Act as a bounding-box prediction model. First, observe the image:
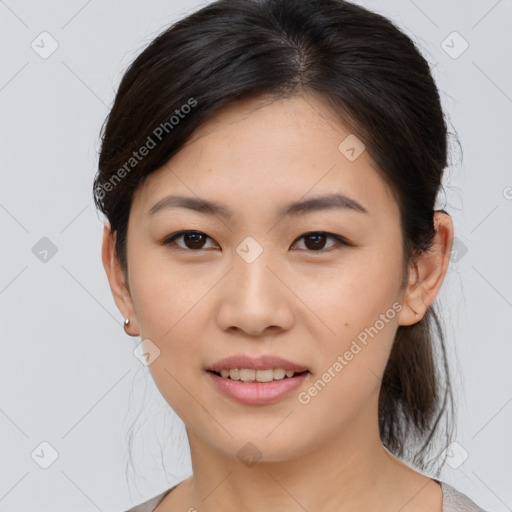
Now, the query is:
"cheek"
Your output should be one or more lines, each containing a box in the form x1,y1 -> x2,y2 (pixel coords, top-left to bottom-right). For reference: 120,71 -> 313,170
129,251 -> 214,340
129,263 -> 212,418
303,249 -> 402,368
306,249 -> 402,323
298,273 -> 400,428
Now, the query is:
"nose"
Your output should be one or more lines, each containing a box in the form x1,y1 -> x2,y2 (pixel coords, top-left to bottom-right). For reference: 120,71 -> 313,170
215,247 -> 294,337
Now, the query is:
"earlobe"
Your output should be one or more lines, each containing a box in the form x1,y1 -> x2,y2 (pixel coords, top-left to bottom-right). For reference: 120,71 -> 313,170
398,280 -> 427,326
398,212 -> 454,326
101,221 -> 140,336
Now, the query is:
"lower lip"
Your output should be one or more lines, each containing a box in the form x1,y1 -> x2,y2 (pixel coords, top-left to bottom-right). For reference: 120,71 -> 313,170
207,371 -> 309,405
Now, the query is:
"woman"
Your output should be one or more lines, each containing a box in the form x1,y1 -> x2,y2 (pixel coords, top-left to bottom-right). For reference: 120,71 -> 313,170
94,0 -> 490,510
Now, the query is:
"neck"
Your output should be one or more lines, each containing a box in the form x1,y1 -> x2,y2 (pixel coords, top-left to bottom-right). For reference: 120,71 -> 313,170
180,400 -> 433,512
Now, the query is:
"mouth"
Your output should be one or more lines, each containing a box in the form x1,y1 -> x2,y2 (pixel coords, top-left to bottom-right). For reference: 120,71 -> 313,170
205,354 -> 311,404
205,368 -> 311,405
207,369 -> 310,382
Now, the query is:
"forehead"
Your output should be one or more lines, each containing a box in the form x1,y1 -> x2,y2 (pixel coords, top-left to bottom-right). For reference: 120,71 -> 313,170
131,92 -> 398,221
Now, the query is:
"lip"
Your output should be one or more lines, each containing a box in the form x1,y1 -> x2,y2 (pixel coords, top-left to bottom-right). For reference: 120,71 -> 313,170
206,354 -> 310,373
207,370 -> 309,405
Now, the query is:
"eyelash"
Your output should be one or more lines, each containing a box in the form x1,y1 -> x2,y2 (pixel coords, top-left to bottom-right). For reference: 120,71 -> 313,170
161,230 -> 351,253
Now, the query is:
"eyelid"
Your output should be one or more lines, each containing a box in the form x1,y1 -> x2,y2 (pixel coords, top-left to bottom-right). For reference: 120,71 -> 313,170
162,230 -> 352,252
162,230 -> 219,250
291,232 -> 351,251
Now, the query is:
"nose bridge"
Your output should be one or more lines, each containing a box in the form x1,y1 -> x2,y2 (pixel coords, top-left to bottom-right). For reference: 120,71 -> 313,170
216,237 -> 293,334
234,237 -> 277,303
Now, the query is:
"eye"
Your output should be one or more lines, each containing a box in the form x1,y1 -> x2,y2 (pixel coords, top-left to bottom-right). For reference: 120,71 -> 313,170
162,230 -> 350,253
162,230 -> 218,251
291,231 -> 349,252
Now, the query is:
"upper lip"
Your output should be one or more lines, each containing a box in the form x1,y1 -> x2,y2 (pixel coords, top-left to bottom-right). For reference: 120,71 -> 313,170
207,354 -> 310,373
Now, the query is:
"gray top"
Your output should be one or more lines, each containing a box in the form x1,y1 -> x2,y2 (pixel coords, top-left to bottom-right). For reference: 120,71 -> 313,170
124,479 -> 490,512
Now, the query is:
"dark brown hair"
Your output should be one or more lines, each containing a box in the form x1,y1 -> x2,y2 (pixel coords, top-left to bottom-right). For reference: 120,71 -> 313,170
94,0 -> 455,473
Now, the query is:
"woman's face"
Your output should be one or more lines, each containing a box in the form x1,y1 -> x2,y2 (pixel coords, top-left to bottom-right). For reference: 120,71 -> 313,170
120,92 -> 411,462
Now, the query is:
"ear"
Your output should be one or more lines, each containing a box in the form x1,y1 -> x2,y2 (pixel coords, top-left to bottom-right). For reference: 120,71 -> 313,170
101,221 -> 140,337
398,211 -> 454,326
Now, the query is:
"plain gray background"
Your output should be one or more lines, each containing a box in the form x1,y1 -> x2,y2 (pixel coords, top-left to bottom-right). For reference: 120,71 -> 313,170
1,0 -> 511,510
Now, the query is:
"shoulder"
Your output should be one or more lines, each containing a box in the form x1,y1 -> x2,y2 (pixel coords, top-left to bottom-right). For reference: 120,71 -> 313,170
439,480 -> 491,512
123,479 -> 493,512
122,485 -> 176,512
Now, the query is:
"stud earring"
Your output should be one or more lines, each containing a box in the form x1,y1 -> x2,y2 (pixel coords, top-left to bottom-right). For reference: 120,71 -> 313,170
124,317 -> 130,332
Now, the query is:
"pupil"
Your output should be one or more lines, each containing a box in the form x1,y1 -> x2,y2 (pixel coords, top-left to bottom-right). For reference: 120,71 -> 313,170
185,232 -> 205,249
306,233 -> 325,250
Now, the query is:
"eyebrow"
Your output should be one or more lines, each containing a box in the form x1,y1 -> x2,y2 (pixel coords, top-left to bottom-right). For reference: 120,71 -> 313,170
148,192 -> 369,218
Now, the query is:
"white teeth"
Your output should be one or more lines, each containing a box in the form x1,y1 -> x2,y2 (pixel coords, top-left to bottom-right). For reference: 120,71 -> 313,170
240,369 -> 256,382
218,368 -> 302,382
273,369 -> 286,380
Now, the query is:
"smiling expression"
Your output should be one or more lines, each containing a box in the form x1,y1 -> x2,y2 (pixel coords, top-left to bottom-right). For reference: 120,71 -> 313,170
119,90 -> 410,460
